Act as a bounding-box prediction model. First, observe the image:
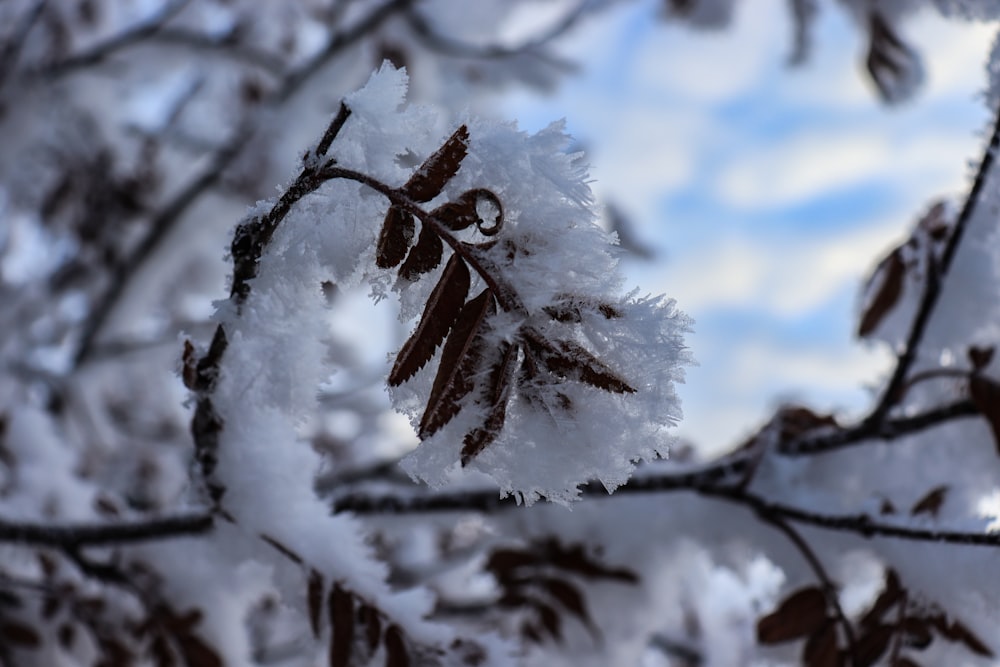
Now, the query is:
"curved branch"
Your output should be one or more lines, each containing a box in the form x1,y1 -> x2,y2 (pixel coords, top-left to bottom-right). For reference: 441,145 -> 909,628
866,102 -> 1000,425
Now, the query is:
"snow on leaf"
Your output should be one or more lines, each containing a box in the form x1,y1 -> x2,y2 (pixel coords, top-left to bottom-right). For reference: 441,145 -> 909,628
375,207 -> 415,269
403,125 -> 469,203
461,342 -> 518,466
419,288 -> 496,438
398,223 -> 444,281
390,253 -> 471,386
865,12 -> 923,104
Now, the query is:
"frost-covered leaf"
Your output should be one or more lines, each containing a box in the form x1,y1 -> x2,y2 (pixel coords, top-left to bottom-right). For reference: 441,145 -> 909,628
376,207 -> 415,269
390,253 -> 471,386
398,223 -> 444,281
461,342 -> 517,466
419,288 -> 496,438
403,125 -> 469,203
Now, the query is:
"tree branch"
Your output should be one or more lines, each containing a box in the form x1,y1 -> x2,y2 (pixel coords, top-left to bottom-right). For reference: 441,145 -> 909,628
865,101 -> 1000,426
0,513 -> 213,548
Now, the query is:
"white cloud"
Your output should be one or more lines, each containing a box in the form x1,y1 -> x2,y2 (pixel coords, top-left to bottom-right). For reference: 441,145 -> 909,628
652,218 -> 904,318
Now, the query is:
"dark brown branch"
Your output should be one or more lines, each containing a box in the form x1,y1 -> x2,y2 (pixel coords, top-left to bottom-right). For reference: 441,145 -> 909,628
784,398 -> 978,456
866,102 -> 1000,425
0,513 -> 213,548
337,459 -> 1000,546
752,510 -> 858,660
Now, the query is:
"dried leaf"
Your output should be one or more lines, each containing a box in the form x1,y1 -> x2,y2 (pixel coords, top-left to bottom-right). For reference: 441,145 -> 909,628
860,569 -> 902,627
176,634 -> 223,667
308,569 -> 324,639
865,12 -> 921,104
542,540 -> 638,583
0,620 -> 40,647
390,254 -> 470,386
532,600 -> 563,643
858,247 -> 905,338
398,223 -> 443,281
462,342 -> 518,466
182,340 -> 198,390
802,622 -> 839,667
910,485 -> 948,518
900,617 -> 933,649
854,624 -> 892,667
419,289 -> 495,439
376,207 -> 415,269
929,615 -> 993,656
404,125 -> 469,202
968,345 -> 995,372
969,375 -> 1000,455
757,587 -> 828,644
540,577 -> 594,635
384,624 -> 410,667
328,585 -> 355,667
486,548 -> 541,580
358,604 -> 381,653
530,337 -> 635,394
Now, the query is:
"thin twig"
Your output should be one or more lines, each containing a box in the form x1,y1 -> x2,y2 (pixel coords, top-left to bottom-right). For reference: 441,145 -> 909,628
0,513 -> 213,548
866,102 -> 1000,425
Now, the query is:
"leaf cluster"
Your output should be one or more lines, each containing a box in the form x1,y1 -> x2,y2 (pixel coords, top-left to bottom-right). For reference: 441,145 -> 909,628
377,126 -> 636,466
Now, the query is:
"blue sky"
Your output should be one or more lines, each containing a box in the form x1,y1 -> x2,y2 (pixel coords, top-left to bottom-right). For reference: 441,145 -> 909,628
500,0 -> 996,452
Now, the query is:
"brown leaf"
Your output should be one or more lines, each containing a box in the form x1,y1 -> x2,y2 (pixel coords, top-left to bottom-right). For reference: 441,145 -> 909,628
461,342 -> 518,466
358,604 -> 381,653
968,346 -> 995,372
176,634 -> 223,667
860,570 -> 902,630
858,247 -> 905,338
404,125 -> 469,203
419,289 -> 495,439
900,617 -> 932,649
529,336 -> 635,394
802,622 -> 839,667
969,374 -> 1000,455
398,223 -> 443,281
532,599 -> 563,643
486,548 -> 542,581
929,615 -> 993,656
376,207 -> 416,269
542,540 -> 638,583
390,254 -> 470,386
757,587 -> 828,644
539,577 -> 595,636
328,585 -> 355,667
182,340 -> 198,390
865,12 -> 921,103
384,624 -> 410,667
0,620 -> 40,647
910,485 -> 948,518
854,624 -> 892,667
308,569 -> 324,639
543,296 -> 622,323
